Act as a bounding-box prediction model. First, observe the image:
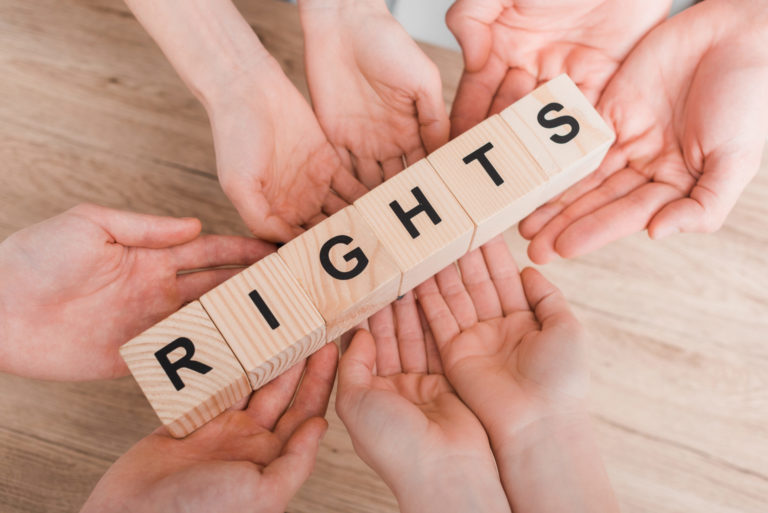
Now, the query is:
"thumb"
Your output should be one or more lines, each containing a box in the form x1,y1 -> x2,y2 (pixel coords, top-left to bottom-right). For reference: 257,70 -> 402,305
70,203 -> 201,248
648,148 -> 763,238
445,0 -> 500,71
416,63 -> 451,153
338,330 -> 376,395
261,417 -> 328,508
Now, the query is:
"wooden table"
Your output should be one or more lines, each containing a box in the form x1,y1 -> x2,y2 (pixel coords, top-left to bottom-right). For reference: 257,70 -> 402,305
1,1 -> 766,511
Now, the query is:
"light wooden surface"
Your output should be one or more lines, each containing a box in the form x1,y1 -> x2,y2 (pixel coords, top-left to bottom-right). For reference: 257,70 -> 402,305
201,252 -> 326,390
354,159 -> 474,294
120,301 -> 252,438
0,1 -> 766,512
279,206 -> 401,342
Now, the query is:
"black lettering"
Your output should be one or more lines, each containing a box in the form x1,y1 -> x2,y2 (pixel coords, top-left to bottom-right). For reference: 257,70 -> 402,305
536,102 -> 580,144
154,337 -> 213,391
389,186 -> 442,239
463,142 -> 504,186
319,235 -> 369,280
248,289 -> 280,330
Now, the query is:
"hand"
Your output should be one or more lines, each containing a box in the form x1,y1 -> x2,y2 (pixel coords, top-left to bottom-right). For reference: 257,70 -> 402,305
519,0 -> 768,263
207,57 -> 369,241
81,343 -> 338,513
0,204 -> 273,380
446,0 -> 671,135
416,236 -> 617,512
336,294 -> 510,513
299,0 -> 449,189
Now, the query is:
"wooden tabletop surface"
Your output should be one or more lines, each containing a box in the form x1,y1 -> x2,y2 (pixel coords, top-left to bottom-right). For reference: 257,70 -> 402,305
1,1 -> 766,512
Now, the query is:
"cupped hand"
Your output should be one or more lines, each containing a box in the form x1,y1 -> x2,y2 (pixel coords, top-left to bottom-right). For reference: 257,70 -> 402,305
81,343 -> 338,513
415,236 -> 589,440
299,0 -> 449,189
207,56 -> 368,241
336,294 -> 510,513
446,0 -> 671,136
519,0 -> 768,263
0,204 -> 273,380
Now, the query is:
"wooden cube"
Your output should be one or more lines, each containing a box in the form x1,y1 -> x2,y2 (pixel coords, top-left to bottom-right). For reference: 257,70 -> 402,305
119,301 -> 251,438
278,206 -> 401,341
200,253 -> 326,390
427,115 -> 550,249
354,159 -> 474,293
500,74 -> 615,200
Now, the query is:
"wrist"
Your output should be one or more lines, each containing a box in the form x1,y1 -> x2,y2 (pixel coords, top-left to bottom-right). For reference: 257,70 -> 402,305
298,0 -> 386,13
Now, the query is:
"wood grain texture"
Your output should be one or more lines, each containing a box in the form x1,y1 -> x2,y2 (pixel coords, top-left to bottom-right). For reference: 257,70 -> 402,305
119,301 -> 251,438
278,206 -> 401,341
427,115 -> 550,249
1,1 -> 766,512
200,252 -> 326,389
354,159 -> 474,293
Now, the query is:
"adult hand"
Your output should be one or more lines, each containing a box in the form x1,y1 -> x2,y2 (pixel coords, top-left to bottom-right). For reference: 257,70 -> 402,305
519,0 -> 768,263
299,0 -> 449,189
0,204 -> 273,380
446,0 -> 671,135
336,294 -> 510,513
416,236 -> 617,512
81,343 -> 338,513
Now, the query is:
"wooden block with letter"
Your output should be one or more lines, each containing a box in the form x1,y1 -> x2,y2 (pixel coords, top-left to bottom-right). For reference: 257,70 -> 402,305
427,115 -> 551,250
119,301 -> 251,438
200,253 -> 326,390
354,159 -> 475,294
500,73 -> 615,201
278,205 -> 401,341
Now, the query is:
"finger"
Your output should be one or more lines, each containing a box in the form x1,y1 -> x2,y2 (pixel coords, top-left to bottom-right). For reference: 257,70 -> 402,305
554,181 -> 683,259
450,55 -> 508,138
275,343 -> 338,441
415,63 -> 450,152
481,235 -> 528,314
245,359 -> 306,430
445,0 -> 498,71
368,305 -> 401,376
170,234 -> 274,270
261,417 -> 328,510
304,212 -> 327,229
488,68 -> 538,114
527,167 -> 648,264
435,263 -> 477,329
417,304 -> 443,374
404,146 -> 427,168
70,203 -> 201,248
520,267 -> 580,335
337,329 -> 377,400
457,247 -> 503,321
331,167 -> 369,204
393,292 -> 428,374
649,150 -> 763,238
177,268 -> 244,303
351,154 -> 385,190
414,276 -> 460,352
321,191 -> 349,217
235,195 -> 304,243
381,156 -> 406,181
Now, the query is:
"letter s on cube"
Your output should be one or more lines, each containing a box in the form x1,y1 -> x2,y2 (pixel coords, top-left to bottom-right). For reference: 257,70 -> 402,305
119,301 -> 251,438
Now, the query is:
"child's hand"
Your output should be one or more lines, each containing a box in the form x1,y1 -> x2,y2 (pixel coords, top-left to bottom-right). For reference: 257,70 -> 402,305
446,0 -> 671,136
336,294 -> 511,513
520,0 -> 768,262
0,204 -> 272,380
299,0 -> 449,188
416,236 -> 618,512
81,343 -> 338,513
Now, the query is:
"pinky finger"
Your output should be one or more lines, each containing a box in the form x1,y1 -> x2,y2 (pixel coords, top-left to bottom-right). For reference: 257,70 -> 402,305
177,268 -> 244,304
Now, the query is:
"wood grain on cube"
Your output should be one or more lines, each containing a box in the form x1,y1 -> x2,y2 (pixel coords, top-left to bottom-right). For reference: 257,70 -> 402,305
278,206 -> 401,341
354,159 -> 474,293
427,115 -> 549,249
119,301 -> 251,438
500,74 -> 615,189
200,253 -> 326,390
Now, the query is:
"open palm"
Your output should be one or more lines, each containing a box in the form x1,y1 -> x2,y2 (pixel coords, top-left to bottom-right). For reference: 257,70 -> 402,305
446,0 -> 670,135
300,0 -> 449,188
520,0 -> 768,263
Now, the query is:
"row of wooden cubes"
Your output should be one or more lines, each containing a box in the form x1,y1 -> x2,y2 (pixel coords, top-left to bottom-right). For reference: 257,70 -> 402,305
120,75 -> 615,437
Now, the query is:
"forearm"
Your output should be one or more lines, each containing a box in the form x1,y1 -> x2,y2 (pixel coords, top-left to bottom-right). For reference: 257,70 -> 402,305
123,0 -> 270,108
491,413 -> 620,513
